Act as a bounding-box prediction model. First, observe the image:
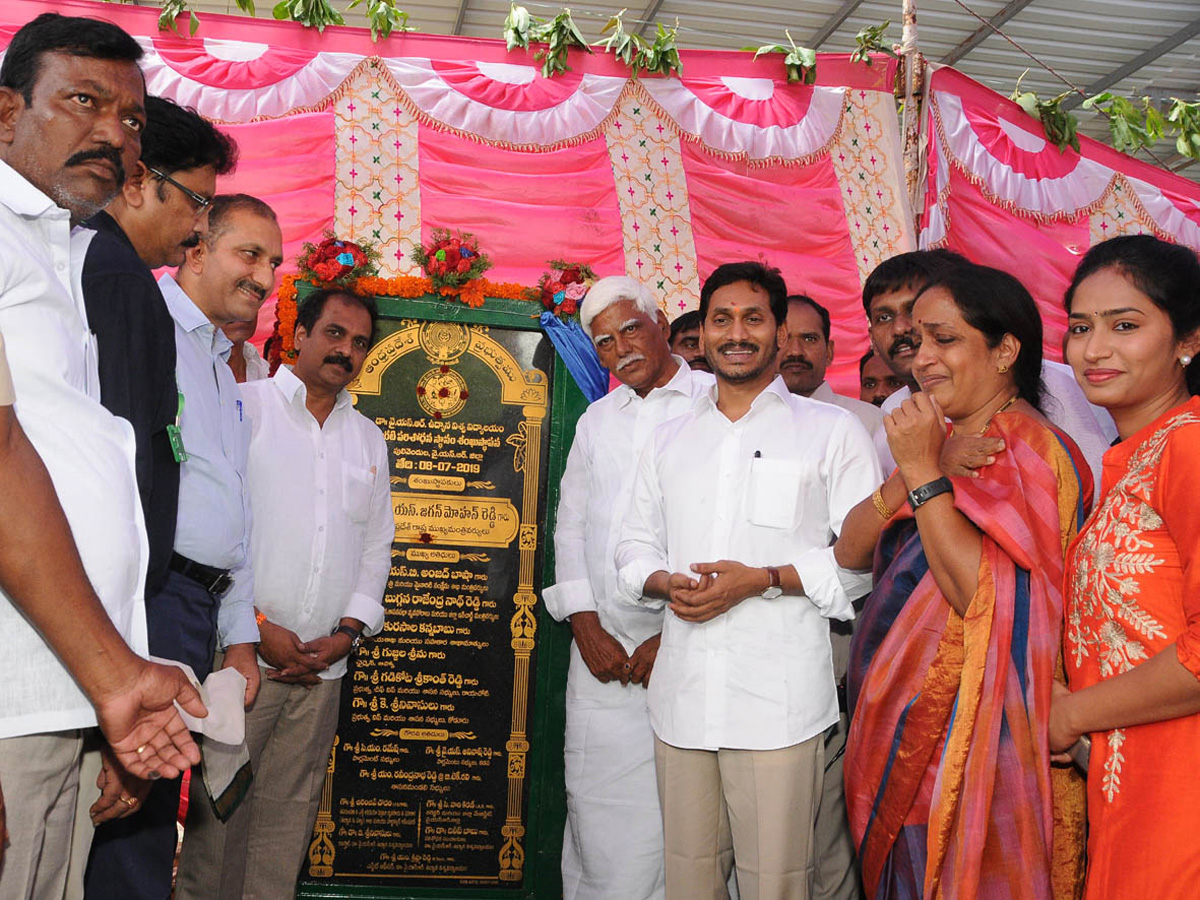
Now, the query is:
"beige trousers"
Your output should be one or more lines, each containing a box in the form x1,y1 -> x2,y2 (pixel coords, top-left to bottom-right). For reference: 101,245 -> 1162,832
654,733 -> 823,900
175,671 -> 341,900
0,731 -> 83,900
812,716 -> 863,900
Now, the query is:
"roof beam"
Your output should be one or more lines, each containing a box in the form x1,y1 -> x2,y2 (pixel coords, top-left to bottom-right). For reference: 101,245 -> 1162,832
1061,17 -> 1200,109
452,0 -> 470,35
939,0 -> 1037,66
634,0 -> 667,37
808,0 -> 867,49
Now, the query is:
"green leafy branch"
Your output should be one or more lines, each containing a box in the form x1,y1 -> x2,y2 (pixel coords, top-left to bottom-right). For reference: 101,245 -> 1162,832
1012,72 -> 1079,153
595,9 -> 682,78
504,5 -> 591,78
1168,99 -> 1200,160
851,20 -> 899,66
157,0 -> 201,36
1083,93 -> 1165,154
272,0 -> 343,31
745,31 -> 816,85
347,0 -> 413,40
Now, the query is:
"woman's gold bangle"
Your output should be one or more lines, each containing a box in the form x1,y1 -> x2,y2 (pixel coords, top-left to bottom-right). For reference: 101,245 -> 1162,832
872,487 -> 896,521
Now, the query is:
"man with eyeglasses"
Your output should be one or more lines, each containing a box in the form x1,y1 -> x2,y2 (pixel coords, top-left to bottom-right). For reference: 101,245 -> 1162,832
72,94 -> 237,900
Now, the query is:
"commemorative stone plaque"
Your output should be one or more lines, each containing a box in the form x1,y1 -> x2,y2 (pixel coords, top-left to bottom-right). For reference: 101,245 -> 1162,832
298,300 -> 579,900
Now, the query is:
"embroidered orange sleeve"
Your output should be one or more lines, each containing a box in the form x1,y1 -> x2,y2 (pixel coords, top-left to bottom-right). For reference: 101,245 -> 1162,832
1158,422 -> 1200,680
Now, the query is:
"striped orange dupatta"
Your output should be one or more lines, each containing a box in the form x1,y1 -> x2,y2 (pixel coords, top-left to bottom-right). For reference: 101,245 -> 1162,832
844,412 -> 1089,900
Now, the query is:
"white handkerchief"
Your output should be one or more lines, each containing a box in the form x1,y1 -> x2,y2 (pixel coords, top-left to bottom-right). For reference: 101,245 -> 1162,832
150,657 -> 247,745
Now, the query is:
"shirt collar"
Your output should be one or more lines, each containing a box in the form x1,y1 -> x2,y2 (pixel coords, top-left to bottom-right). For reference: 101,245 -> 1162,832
697,374 -> 793,416
0,160 -> 67,221
158,271 -> 232,349
271,364 -> 353,413
612,356 -> 692,408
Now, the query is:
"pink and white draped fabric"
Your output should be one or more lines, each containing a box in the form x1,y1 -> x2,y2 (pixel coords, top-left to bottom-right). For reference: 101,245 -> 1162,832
921,66 -> 1200,357
2,0 -> 913,392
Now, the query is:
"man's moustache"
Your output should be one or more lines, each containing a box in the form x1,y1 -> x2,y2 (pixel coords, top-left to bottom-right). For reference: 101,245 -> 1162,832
889,336 -> 916,356
324,354 -> 353,372
717,342 -> 759,353
237,280 -> 267,301
780,355 -> 812,369
616,354 -> 646,372
65,147 -> 126,185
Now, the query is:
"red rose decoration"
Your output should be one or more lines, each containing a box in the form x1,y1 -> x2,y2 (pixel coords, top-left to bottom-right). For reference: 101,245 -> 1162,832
456,259 -> 470,274
559,297 -> 578,315
547,280 -> 565,295
562,266 -> 581,283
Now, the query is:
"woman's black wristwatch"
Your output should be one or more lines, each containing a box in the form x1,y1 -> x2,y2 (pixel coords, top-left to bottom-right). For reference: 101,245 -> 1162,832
907,476 -> 953,510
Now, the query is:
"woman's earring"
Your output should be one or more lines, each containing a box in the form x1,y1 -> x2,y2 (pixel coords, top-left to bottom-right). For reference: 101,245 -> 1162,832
998,364 -> 1010,374
1182,355 -> 1193,367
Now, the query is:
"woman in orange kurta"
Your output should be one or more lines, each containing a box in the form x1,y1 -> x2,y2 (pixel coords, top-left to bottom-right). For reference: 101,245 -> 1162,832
1053,234 -> 1200,897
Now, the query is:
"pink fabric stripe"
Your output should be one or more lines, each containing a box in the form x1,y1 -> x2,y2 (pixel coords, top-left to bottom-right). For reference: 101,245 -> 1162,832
151,36 -> 318,88
217,111 -> 337,346
417,125 -> 625,287
429,60 -> 585,112
680,141 -> 867,393
679,76 -> 816,128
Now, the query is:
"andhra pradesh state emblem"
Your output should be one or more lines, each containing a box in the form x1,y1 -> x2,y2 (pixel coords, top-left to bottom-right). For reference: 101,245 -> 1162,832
416,365 -> 469,419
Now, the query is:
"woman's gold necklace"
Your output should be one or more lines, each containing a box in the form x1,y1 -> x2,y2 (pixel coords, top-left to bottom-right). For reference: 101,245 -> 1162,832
975,393 -> 1020,435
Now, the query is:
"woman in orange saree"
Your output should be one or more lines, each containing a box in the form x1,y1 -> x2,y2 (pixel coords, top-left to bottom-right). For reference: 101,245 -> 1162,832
838,263 -> 1089,900
1052,235 -> 1200,899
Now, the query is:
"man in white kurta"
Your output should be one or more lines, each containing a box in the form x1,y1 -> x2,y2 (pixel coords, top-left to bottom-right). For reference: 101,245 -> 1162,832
545,277 -> 713,900
176,289 -> 393,899
615,263 -> 881,900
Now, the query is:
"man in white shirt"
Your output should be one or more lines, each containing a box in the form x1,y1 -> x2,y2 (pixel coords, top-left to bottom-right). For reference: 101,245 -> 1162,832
86,193 -> 282,899
544,276 -> 713,900
176,287 -> 393,899
0,12 -> 205,894
780,293 -> 882,437
780,290 -> 876,900
615,262 -> 881,900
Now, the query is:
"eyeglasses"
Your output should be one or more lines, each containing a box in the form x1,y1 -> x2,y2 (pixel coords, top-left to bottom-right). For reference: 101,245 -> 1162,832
147,166 -> 213,214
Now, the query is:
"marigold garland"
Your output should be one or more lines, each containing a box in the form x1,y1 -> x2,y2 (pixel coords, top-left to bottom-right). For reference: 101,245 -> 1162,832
272,273 -> 537,363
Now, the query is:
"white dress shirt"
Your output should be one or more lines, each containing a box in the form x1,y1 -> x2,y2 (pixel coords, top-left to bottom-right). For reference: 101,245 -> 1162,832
159,272 -> 257,647
240,367 -> 392,679
810,380 -> 884,436
242,341 -> 270,382
615,376 -> 882,751
0,161 -> 148,738
544,358 -> 714,705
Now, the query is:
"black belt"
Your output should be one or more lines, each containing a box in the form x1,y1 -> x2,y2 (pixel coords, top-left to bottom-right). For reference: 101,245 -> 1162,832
169,552 -> 234,599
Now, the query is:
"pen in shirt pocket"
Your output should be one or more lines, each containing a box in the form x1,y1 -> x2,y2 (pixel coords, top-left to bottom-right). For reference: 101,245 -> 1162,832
237,399 -> 243,422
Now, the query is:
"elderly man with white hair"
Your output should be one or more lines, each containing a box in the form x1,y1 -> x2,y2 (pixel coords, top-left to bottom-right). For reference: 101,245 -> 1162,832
545,276 -> 713,900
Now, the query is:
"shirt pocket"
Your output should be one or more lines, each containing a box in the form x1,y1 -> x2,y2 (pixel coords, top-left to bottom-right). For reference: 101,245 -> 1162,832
343,466 -> 375,523
745,457 -> 803,530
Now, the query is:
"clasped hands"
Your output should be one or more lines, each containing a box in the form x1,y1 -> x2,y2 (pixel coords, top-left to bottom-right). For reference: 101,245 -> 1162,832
667,560 -> 765,624
258,620 -> 350,686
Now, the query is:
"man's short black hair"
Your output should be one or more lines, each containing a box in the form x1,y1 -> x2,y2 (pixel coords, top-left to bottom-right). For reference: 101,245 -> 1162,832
669,309 -> 702,343
861,249 -> 969,318
202,194 -> 277,248
786,294 -> 830,341
0,13 -> 143,104
858,348 -> 875,377
296,288 -> 379,347
142,96 -> 237,177
699,261 -> 788,326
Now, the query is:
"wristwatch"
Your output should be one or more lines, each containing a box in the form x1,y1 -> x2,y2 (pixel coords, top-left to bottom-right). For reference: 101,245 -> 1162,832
761,566 -> 783,600
907,476 -> 954,510
332,624 -> 364,652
